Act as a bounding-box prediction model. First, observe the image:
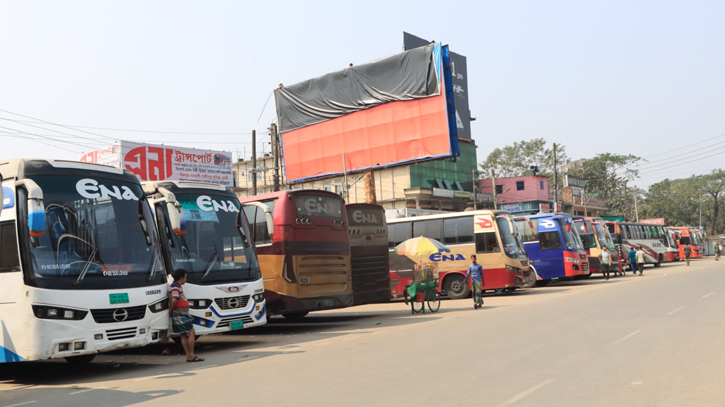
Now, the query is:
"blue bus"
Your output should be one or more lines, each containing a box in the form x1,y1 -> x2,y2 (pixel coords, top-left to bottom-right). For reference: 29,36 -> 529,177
514,213 -> 590,285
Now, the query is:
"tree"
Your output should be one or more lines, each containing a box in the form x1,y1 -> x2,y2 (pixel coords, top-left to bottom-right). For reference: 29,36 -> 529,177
565,153 -> 642,218
479,138 -> 569,186
701,169 -> 725,235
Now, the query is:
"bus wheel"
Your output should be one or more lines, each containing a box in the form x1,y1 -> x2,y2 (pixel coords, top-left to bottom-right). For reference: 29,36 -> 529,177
65,354 -> 96,365
535,279 -> 551,287
283,312 -> 309,320
654,262 -> 661,268
444,275 -> 470,299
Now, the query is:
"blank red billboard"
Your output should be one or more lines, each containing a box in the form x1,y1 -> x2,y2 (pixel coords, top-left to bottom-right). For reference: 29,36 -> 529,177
275,42 -> 458,183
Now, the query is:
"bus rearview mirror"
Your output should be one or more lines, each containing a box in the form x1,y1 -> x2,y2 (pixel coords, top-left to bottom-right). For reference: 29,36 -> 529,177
16,179 -> 45,237
166,202 -> 187,236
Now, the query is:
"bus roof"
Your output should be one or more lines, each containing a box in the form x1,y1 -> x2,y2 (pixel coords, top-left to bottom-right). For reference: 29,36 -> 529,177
0,158 -> 128,180
521,212 -> 570,220
387,209 -> 510,223
141,180 -> 232,195
238,189 -> 344,203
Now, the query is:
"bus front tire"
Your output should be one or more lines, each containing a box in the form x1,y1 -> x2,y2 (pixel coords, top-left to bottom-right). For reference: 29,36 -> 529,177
65,354 -> 96,365
283,312 -> 309,320
444,275 -> 470,299
535,279 -> 551,287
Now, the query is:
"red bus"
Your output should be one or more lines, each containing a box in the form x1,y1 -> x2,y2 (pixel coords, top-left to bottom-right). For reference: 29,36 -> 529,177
241,190 -> 352,318
388,210 -> 529,299
670,227 -> 703,259
346,204 -> 391,305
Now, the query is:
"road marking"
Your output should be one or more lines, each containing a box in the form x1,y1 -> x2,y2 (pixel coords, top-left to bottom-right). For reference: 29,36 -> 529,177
631,382 -> 643,385
69,387 -> 105,395
667,306 -> 685,316
702,292 -> 715,298
4,402 -> 37,407
133,374 -> 173,382
315,342 -> 330,346
612,330 -> 642,345
493,378 -> 555,407
370,331 -> 386,335
190,364 -> 219,370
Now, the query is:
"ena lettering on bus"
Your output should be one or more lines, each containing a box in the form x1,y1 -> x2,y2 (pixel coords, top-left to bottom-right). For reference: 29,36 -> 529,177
429,253 -> 467,262
304,198 -> 334,215
76,179 -> 139,201
352,210 -> 378,224
197,196 -> 240,213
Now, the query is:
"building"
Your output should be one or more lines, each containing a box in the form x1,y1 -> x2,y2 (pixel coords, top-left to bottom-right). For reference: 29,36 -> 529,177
478,176 -> 551,215
233,139 -> 485,218
560,186 -> 607,217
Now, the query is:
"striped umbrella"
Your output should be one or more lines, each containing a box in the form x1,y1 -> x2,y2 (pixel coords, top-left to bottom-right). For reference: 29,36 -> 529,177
394,236 -> 450,257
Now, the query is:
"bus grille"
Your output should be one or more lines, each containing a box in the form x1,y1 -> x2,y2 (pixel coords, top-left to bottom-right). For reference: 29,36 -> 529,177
105,327 -> 137,341
217,315 -> 255,328
351,255 -> 387,275
90,305 -> 147,324
214,296 -> 251,310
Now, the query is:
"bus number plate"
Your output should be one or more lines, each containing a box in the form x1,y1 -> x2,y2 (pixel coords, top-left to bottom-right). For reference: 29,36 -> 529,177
230,321 -> 244,330
109,293 -> 130,304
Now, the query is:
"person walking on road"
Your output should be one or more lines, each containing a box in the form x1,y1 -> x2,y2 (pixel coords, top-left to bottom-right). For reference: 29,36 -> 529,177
169,270 -> 204,362
715,242 -> 721,261
628,248 -> 638,275
465,255 -> 484,309
636,248 -> 646,276
684,244 -> 692,266
601,248 -> 612,282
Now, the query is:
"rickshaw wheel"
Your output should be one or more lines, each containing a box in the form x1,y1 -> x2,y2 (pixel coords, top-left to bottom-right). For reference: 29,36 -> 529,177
427,290 -> 441,313
412,298 -> 424,313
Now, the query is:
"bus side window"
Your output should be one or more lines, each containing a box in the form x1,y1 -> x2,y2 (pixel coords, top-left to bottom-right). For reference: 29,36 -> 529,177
0,221 -> 21,272
443,217 -> 473,244
539,231 -> 562,250
475,232 -> 499,253
389,223 -> 412,248
243,205 -> 272,245
413,219 -> 442,241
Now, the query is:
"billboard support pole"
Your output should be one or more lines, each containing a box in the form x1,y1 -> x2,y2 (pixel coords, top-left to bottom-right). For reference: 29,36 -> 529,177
364,170 -> 376,204
343,153 -> 349,202
252,130 -> 257,195
472,170 -> 478,211
270,123 -> 280,192
552,143 -> 558,213
490,169 -> 497,210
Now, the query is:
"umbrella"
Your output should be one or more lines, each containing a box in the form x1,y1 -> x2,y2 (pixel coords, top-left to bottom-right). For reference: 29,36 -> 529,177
394,236 -> 450,256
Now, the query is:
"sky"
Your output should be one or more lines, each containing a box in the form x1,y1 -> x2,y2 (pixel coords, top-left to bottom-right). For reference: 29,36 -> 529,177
1,0 -> 723,189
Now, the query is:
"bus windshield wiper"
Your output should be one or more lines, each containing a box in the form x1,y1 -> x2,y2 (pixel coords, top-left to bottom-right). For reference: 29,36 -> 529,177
201,244 -> 219,280
147,245 -> 161,281
74,246 -> 98,286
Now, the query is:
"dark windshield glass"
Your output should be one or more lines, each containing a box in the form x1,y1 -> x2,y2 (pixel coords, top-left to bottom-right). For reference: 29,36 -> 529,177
557,218 -> 583,251
495,215 -> 527,259
575,220 -> 597,249
25,175 -> 164,289
293,194 -> 343,218
594,223 -> 614,249
666,231 -> 678,248
160,193 -> 260,284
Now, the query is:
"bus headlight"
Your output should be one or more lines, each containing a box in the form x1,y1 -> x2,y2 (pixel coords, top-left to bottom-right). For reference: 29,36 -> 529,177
189,299 -> 212,309
505,265 -> 521,273
32,305 -> 88,320
148,298 -> 169,313
253,293 -> 265,302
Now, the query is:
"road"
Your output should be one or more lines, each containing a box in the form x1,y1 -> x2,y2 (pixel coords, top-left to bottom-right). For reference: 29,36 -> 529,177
1,258 -> 724,407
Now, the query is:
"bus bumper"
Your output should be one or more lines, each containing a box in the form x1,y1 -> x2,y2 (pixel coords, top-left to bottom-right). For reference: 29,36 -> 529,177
266,292 -> 353,316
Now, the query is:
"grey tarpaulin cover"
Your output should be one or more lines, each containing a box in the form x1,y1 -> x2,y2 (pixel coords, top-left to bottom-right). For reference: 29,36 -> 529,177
274,44 -> 441,133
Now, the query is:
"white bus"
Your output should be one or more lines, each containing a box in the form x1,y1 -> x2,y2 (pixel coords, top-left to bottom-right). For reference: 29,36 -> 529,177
143,181 -> 266,336
0,159 -> 176,363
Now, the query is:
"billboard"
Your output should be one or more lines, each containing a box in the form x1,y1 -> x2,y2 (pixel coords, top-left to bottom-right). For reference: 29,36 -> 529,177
565,175 -> 586,188
641,218 -> 665,225
275,42 -> 458,183
404,32 -> 470,140
79,141 -> 233,187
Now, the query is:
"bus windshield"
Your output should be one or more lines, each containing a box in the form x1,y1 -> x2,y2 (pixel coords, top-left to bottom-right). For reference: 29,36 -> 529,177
163,193 -> 261,284
24,175 -> 164,289
594,223 -> 614,249
495,215 -> 527,259
666,231 -> 678,248
575,221 -> 597,249
557,218 -> 583,251
691,232 -> 701,246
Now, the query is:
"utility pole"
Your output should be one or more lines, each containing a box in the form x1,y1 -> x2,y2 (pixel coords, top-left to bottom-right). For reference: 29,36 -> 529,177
472,169 -> 478,211
364,169 -> 376,204
343,153 -> 350,202
269,123 -> 280,192
490,169 -> 498,210
252,130 -> 257,195
634,195 -> 639,222
552,143 -> 558,213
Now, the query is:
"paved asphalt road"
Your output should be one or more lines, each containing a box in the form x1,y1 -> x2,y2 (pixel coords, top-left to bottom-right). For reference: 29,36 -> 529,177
1,258 -> 724,407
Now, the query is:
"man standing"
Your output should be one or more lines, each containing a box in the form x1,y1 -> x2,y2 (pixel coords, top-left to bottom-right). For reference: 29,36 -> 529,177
465,254 -> 484,309
714,242 -> 721,261
169,270 -> 204,362
601,248 -> 611,282
684,244 -> 692,266
636,247 -> 646,276
628,248 -> 638,275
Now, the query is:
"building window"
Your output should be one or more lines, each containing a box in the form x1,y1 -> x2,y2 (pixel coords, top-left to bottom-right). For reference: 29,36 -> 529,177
495,185 -> 503,194
516,181 -> 524,191
540,181 -> 544,190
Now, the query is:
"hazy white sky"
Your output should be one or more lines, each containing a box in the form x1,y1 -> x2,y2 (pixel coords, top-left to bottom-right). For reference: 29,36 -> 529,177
1,0 -> 723,188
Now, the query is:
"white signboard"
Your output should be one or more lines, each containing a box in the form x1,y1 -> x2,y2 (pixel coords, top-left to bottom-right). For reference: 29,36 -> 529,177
79,141 -> 233,187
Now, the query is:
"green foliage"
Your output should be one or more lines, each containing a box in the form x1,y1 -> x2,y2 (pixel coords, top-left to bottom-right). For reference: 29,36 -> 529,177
479,138 -> 569,185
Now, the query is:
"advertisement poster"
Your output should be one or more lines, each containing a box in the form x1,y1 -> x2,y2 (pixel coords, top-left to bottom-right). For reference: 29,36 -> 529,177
79,141 -> 233,187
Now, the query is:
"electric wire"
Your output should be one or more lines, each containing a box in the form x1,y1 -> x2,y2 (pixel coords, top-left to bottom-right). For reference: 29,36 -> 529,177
635,138 -> 725,169
0,125 -> 99,151
636,144 -> 725,173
